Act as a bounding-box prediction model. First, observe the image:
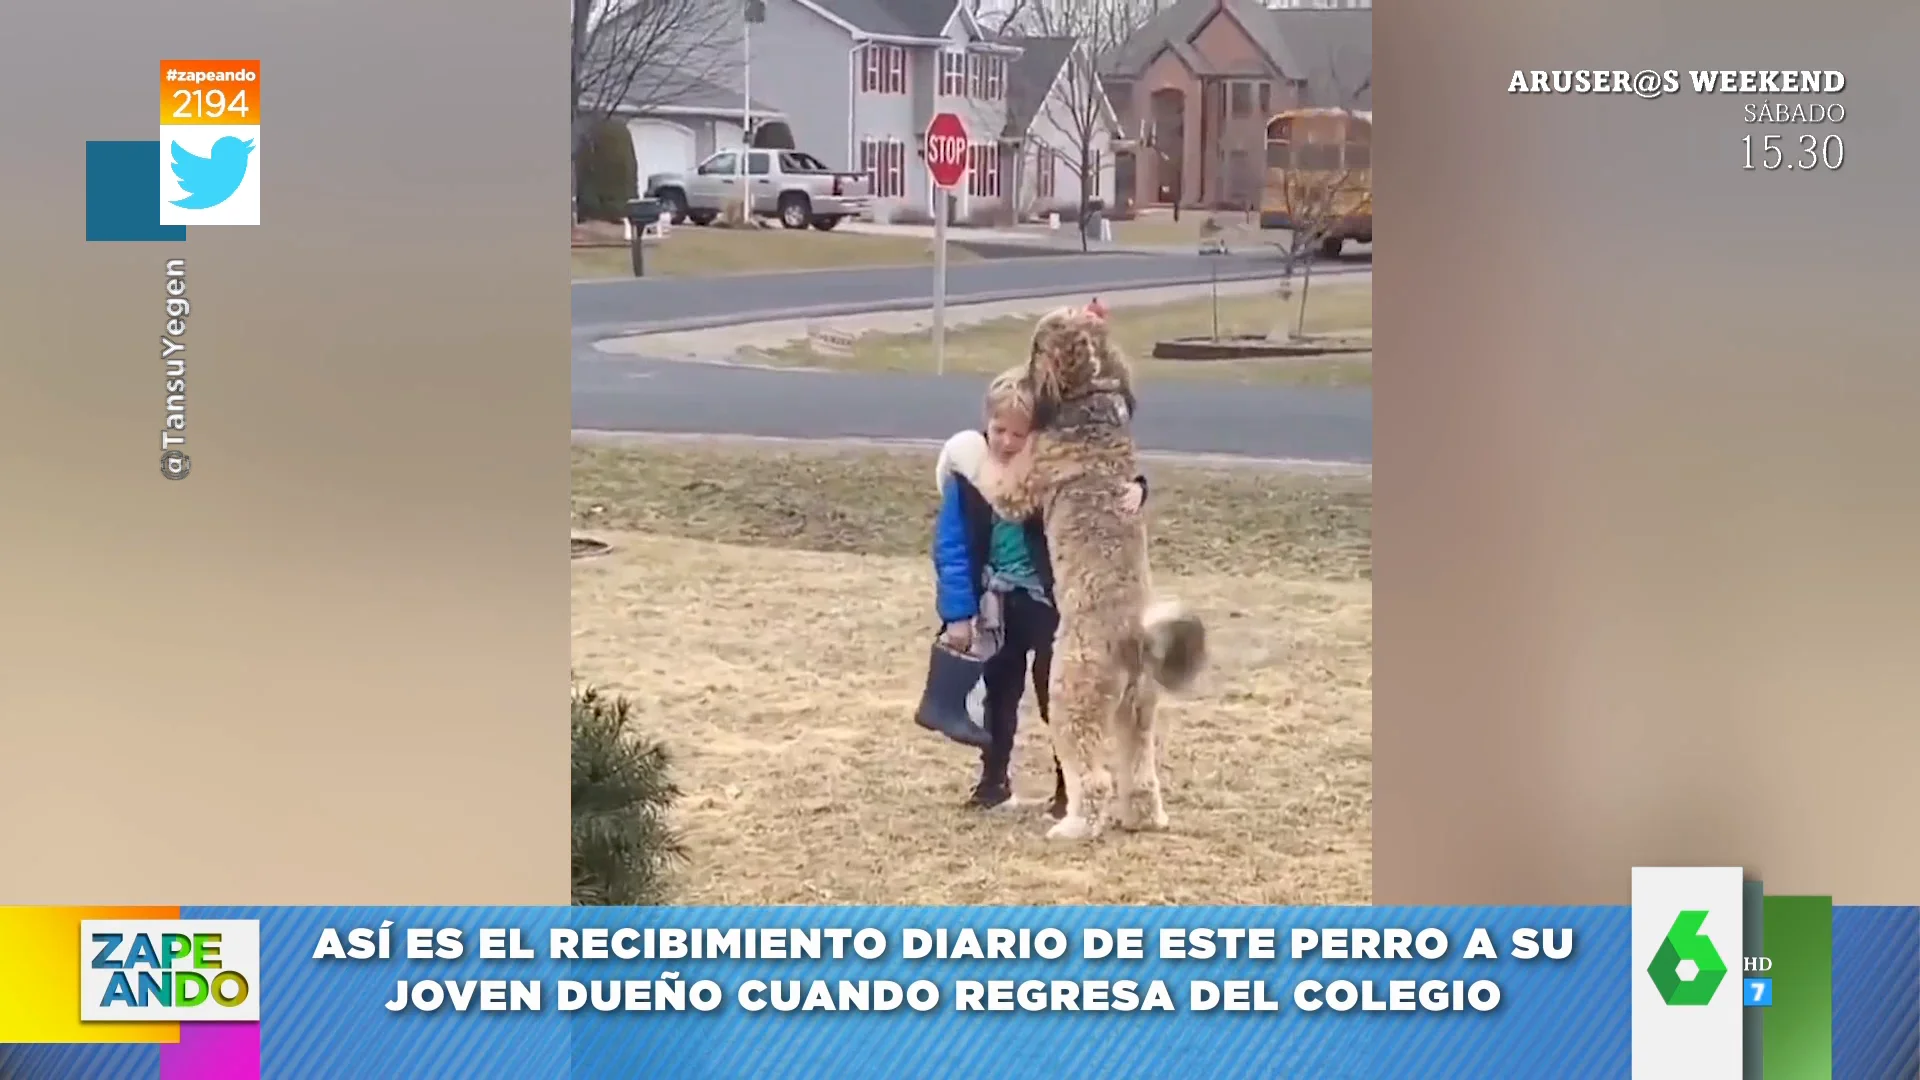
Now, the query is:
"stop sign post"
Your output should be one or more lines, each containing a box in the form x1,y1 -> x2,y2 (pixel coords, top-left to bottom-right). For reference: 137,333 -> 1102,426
924,112 -> 969,375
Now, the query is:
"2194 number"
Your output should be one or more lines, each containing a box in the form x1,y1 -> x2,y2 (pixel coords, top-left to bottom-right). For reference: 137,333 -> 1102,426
171,88 -> 250,121
1744,134 -> 1843,171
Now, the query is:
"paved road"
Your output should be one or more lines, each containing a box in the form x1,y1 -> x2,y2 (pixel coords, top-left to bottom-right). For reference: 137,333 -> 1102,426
571,251 -> 1372,464
573,354 -> 1371,464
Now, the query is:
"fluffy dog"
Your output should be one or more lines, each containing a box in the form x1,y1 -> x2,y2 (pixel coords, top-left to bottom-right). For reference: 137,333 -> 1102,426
976,306 -> 1207,840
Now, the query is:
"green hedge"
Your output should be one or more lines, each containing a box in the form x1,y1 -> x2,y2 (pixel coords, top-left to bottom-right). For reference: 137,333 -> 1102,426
571,683 -> 686,905
574,120 -> 636,223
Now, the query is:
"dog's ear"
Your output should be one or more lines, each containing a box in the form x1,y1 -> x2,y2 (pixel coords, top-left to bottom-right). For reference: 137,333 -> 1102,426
1027,313 -> 1070,429
1029,351 -> 1060,429
1093,326 -> 1138,418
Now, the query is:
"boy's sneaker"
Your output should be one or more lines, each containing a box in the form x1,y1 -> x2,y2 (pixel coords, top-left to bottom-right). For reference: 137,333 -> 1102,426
966,780 -> 1015,810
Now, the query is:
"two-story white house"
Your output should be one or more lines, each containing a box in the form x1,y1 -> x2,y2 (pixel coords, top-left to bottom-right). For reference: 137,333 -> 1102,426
1000,34 -> 1119,220
741,0 -> 1026,221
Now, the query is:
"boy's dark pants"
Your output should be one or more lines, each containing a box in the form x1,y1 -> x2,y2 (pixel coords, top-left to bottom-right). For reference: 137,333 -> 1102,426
978,590 -> 1066,801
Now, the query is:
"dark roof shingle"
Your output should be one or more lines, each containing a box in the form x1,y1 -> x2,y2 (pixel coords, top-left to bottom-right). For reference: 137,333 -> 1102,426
1000,35 -> 1076,136
586,69 -> 782,118
810,0 -> 958,38
1266,10 -> 1371,107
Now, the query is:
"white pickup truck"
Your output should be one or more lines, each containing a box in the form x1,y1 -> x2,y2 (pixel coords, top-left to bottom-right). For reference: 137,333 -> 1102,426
646,149 -> 873,231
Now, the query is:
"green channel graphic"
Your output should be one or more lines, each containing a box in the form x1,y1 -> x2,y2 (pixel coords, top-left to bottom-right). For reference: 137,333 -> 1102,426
1761,894 -> 1833,1079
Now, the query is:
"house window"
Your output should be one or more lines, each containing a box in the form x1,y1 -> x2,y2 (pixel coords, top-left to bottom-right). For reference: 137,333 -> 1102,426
940,50 -> 967,97
861,44 -> 906,94
966,142 -> 1000,198
1228,81 -> 1257,118
967,54 -> 1006,100
1034,145 -> 1056,200
1258,82 -> 1272,115
859,137 -> 906,198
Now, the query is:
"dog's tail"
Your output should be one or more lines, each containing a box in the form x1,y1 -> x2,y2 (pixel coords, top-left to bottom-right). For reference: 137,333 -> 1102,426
1139,599 -> 1207,692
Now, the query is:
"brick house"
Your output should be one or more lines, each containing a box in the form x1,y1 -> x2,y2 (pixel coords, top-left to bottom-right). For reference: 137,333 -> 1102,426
1100,0 -> 1369,210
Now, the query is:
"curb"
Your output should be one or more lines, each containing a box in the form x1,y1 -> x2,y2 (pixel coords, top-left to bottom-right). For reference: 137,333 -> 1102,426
575,264 -> 1369,338
569,245 -> 1157,288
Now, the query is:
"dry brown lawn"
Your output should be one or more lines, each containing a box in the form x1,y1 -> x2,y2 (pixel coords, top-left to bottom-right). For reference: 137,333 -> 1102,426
761,280 -> 1372,387
571,226 -> 983,280
571,441 -> 1371,905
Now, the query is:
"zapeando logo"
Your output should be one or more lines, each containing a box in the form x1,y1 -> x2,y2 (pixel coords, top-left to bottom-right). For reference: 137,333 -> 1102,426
80,919 -> 262,1022
1647,910 -> 1728,1006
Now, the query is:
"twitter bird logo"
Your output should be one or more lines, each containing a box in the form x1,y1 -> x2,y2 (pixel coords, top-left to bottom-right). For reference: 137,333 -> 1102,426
170,136 -> 254,210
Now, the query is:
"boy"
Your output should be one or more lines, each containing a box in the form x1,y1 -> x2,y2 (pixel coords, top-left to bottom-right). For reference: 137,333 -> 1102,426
913,365 -> 1146,815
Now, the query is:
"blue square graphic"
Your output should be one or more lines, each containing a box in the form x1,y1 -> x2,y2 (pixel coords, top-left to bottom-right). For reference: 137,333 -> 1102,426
86,141 -> 186,242
1746,976 -> 1774,1007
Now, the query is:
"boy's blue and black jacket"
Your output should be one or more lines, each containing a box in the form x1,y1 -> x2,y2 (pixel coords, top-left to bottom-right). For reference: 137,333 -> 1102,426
932,455 -> 1149,624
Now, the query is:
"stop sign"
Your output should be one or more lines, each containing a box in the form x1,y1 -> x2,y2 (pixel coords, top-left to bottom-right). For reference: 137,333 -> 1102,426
924,112 -> 970,190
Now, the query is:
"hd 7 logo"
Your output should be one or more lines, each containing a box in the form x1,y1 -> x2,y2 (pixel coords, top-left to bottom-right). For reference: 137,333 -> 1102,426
1646,910 -> 1728,1006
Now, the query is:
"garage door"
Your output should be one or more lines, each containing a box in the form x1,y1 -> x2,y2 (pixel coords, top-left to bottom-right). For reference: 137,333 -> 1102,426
627,119 -> 695,182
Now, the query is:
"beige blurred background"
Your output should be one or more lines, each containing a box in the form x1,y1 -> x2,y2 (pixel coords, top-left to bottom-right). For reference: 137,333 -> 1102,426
1375,0 -> 1920,903
0,1 -> 570,903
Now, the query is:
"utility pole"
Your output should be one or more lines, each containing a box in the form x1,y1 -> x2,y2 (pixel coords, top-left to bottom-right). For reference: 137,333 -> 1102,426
738,0 -> 767,221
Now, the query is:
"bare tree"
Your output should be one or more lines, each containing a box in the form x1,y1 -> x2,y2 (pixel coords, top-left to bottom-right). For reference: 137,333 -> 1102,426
1271,54 -> 1370,340
571,0 -> 740,216
1007,0 -> 1152,251
980,0 -> 1031,34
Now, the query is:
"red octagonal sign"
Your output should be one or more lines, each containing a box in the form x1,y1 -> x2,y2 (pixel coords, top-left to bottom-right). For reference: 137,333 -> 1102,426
924,112 -> 970,190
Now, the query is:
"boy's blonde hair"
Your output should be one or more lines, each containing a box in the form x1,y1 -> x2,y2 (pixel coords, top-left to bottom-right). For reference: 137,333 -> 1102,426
984,365 -> 1033,420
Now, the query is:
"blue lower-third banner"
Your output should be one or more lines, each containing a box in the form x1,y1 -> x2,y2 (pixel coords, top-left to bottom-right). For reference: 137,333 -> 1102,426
0,898 -> 1915,1078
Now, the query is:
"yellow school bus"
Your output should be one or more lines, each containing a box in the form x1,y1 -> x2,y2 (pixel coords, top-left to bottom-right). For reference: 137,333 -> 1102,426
1260,107 -> 1372,257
